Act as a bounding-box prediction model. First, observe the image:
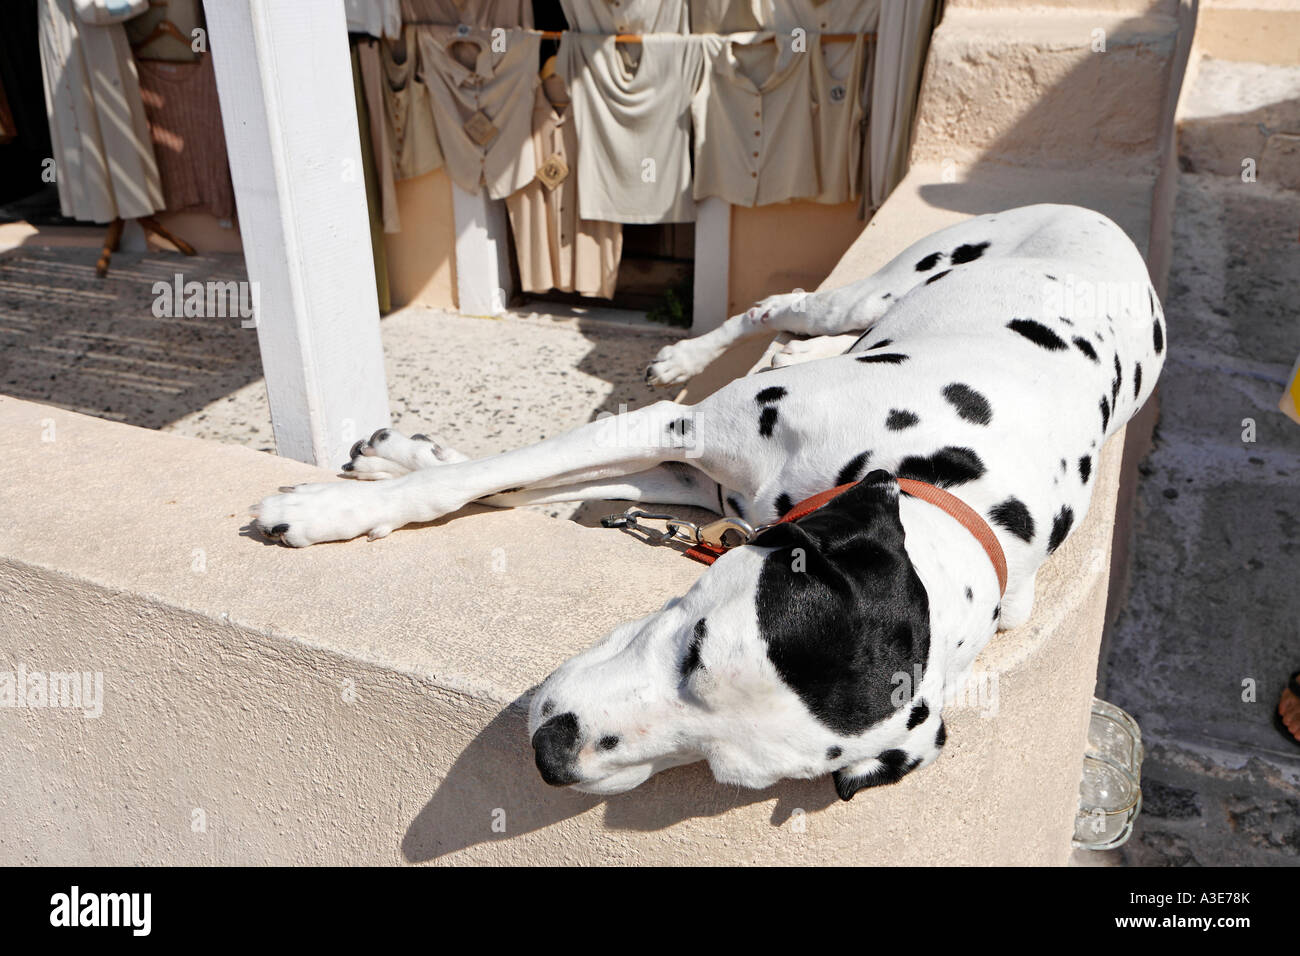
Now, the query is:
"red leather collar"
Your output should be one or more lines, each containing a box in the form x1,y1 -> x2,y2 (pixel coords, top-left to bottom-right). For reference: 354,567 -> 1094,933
686,479 -> 1008,597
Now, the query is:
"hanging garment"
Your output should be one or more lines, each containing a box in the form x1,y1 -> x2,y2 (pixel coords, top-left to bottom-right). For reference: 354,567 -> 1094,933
506,76 -> 623,299
345,0 -> 401,39
38,0 -> 165,223
810,32 -> 868,205
764,0 -> 881,33
357,26 -> 444,233
559,0 -> 688,33
692,33 -> 818,208
561,33 -> 708,224
136,54 -> 236,219
350,40 -> 393,313
868,0 -> 938,210
125,0 -> 203,62
418,26 -> 539,199
690,0 -> 762,33
399,0 -> 533,27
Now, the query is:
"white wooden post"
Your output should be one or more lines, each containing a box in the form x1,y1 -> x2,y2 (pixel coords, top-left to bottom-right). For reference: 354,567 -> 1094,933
203,0 -> 390,467
692,197 -> 731,333
451,183 -> 513,316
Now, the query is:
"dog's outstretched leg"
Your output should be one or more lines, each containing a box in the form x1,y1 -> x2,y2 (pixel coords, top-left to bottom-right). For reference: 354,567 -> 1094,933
253,401 -> 707,546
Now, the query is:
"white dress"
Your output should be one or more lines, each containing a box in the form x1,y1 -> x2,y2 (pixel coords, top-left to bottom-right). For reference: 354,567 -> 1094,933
37,0 -> 164,223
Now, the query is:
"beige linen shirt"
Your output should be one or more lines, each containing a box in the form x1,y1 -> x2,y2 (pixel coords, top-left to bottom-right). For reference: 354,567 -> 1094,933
399,0 -> 533,27
691,33 -> 818,207
561,33 -> 708,224
506,79 -> 623,299
811,33 -> 867,204
766,0 -> 881,33
419,26 -> 540,199
559,0 -> 688,33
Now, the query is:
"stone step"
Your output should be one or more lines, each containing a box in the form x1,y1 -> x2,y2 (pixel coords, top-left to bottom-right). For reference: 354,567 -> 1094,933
912,8 -> 1182,176
1177,59 -> 1300,188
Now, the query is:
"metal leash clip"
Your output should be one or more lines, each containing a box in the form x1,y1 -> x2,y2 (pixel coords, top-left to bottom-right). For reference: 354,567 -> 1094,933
600,510 -> 766,551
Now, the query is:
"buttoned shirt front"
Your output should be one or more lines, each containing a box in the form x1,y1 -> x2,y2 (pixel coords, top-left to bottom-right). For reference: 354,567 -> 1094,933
506,81 -> 623,299
691,33 -> 819,207
418,26 -> 539,199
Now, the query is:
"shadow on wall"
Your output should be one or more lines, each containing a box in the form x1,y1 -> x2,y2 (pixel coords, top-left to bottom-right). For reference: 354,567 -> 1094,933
400,700 -> 836,863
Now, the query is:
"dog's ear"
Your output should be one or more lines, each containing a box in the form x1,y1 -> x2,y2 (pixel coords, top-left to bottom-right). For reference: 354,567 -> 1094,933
751,471 -> 932,749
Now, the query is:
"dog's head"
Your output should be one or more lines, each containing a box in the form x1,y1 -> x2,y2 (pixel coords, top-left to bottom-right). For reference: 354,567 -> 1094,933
528,471 -> 945,799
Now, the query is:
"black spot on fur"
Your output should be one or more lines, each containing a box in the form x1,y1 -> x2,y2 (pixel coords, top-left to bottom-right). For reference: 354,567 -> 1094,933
1072,337 -> 1098,362
989,497 -> 1035,543
758,406 -> 779,437
965,586 -> 973,602
1047,506 -> 1075,554
886,409 -> 919,430
836,450 -> 872,486
924,269 -> 952,285
775,492 -> 794,516
993,604 -> 1000,621
833,749 -> 922,800
942,383 -> 992,425
680,619 -> 706,680
1111,354 -> 1123,405
1078,455 -> 1092,484
1008,318 -> 1068,351
856,352 -> 909,365
1045,273 -> 1058,281
915,252 -> 943,271
1133,362 -> 1143,399
541,699 -> 555,717
497,486 -> 523,495
667,417 -> 692,439
897,446 -> 986,488
597,735 -> 620,751
755,474 -> 931,744
270,523 -> 289,535
950,241 -> 989,264
1099,395 -> 1111,432
410,433 -> 430,442
935,722 -> 947,747
826,746 -> 843,761
1153,318 -> 1164,354
756,385 -> 787,404
867,338 -> 894,350
907,700 -> 930,729
726,496 -> 746,519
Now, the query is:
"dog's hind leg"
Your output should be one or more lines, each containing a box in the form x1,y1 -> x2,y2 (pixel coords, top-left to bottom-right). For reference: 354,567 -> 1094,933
253,400 -> 710,547
479,462 -> 721,511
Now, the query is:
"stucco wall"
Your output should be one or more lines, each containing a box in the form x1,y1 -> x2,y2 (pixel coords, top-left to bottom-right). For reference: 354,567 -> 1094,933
0,395 -> 1122,864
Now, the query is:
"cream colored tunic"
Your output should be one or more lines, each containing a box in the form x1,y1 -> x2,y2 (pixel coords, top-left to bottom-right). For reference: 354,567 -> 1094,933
418,26 -> 540,199
690,0 -> 762,33
506,80 -> 622,300
559,0 -> 688,33
810,33 -> 867,205
37,0 -> 164,223
691,33 -> 818,207
399,0 -> 533,27
560,33 -> 708,224
766,0 -> 881,33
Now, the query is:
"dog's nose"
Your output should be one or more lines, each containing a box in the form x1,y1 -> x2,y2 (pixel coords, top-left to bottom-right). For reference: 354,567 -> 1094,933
531,712 -> 582,786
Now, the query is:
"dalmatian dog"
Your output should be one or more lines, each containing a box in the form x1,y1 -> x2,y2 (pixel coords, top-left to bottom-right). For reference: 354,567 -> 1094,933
252,204 -> 1165,799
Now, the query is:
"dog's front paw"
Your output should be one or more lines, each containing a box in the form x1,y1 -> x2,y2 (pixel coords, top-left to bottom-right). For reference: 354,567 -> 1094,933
251,481 -> 401,547
646,340 -> 713,387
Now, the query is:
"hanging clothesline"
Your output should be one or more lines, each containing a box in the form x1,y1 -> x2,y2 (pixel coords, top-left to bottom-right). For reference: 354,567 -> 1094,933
402,25 -> 878,42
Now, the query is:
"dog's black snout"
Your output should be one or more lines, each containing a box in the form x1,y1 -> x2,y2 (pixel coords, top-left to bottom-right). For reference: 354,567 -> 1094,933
531,712 -> 582,786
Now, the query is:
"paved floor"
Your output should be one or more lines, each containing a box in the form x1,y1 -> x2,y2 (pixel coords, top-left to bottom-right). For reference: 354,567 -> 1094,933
0,243 -> 687,530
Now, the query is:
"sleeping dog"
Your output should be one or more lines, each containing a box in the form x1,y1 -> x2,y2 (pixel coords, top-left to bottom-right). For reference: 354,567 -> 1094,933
252,204 -> 1165,799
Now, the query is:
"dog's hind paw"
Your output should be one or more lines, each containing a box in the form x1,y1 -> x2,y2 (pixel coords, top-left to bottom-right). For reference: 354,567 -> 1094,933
341,427 -> 466,478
